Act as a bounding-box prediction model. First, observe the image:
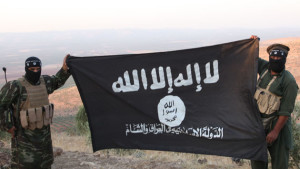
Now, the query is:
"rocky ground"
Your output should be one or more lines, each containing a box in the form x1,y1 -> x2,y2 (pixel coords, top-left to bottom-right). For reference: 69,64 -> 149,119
52,150 -> 248,169
0,150 -> 248,169
52,151 -> 186,169
1,140 -> 248,169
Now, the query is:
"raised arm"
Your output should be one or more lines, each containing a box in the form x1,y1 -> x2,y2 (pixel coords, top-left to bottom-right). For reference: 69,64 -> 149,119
43,54 -> 71,94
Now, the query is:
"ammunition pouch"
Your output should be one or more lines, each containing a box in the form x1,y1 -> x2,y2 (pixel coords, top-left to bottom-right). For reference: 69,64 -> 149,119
254,69 -> 282,130
254,87 -> 281,115
20,104 -> 54,130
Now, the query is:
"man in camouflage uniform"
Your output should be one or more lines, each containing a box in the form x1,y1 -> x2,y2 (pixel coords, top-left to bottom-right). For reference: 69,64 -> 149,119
250,36 -> 299,169
0,54 -> 71,169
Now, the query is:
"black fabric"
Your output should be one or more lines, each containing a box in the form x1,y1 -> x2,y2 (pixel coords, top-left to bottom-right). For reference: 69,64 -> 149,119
25,56 -> 42,84
25,70 -> 41,85
67,39 -> 267,162
269,56 -> 286,73
25,56 -> 42,69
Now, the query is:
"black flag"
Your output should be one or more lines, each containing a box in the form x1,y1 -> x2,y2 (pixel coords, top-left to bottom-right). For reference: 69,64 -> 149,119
67,39 -> 267,161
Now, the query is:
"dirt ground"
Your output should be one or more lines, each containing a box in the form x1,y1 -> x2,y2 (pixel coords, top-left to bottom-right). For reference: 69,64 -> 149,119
1,142 -> 250,169
53,151 -> 187,169
0,150 -> 250,169
53,151 -> 250,169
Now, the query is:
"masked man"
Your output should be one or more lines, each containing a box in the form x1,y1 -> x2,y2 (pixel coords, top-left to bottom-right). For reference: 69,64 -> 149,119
250,36 -> 299,169
0,54 -> 70,169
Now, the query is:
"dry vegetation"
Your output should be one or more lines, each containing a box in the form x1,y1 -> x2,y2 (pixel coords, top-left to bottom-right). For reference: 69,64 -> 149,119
50,131 -> 251,169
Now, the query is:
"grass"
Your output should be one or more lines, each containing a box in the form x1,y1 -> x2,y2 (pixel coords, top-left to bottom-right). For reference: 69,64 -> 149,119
49,114 -> 251,168
50,130 -> 252,169
51,115 -> 92,153
51,131 -> 93,153
51,115 -> 77,133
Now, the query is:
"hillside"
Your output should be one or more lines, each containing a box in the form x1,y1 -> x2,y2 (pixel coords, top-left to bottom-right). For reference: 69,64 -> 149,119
49,85 -> 82,116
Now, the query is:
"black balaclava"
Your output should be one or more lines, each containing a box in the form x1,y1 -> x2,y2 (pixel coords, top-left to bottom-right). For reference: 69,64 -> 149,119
267,44 -> 290,73
269,49 -> 286,73
25,56 -> 42,85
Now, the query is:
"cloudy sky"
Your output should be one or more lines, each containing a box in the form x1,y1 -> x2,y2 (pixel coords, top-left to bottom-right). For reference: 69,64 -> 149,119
1,0 -> 300,32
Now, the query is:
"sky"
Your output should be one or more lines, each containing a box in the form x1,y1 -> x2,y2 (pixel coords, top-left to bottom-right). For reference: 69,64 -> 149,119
1,0 -> 300,32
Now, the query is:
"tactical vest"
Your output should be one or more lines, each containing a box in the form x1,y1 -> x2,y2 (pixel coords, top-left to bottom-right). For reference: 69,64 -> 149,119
254,70 -> 281,129
18,77 -> 54,130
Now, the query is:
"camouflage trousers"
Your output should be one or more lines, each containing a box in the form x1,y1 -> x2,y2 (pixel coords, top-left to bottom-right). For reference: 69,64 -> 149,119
11,138 -> 53,169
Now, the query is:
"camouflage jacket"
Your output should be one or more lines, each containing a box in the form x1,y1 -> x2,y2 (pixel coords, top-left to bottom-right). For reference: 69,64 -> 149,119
0,68 -> 70,130
0,68 -> 70,168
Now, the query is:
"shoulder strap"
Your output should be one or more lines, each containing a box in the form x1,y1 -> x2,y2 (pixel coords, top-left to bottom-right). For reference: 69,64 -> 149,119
256,69 -> 277,91
266,76 -> 277,91
257,69 -> 268,87
257,69 -> 278,91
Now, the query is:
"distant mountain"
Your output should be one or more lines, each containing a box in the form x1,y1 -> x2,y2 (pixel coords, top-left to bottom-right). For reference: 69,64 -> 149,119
0,30 -> 299,87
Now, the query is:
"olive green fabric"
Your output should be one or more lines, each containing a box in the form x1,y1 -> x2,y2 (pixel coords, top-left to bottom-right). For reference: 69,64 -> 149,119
257,58 -> 298,118
251,58 -> 298,169
251,131 -> 289,169
0,68 -> 70,169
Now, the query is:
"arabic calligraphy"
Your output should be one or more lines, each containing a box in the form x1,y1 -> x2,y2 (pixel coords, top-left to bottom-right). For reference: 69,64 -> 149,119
125,123 -> 224,139
157,95 -> 186,127
112,60 -> 219,93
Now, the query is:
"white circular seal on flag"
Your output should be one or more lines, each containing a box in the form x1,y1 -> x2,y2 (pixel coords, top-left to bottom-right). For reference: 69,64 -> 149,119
157,95 -> 186,127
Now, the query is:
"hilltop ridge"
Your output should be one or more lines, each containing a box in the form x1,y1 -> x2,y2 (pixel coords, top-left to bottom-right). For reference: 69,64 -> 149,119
1,37 -> 299,88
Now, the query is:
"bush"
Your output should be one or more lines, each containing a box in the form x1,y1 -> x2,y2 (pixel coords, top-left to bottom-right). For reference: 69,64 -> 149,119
75,106 -> 90,135
75,105 -> 92,145
290,101 -> 300,168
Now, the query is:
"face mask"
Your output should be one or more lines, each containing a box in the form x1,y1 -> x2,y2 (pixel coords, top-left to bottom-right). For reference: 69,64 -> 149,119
24,56 -> 42,84
25,69 -> 41,84
269,57 -> 286,73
